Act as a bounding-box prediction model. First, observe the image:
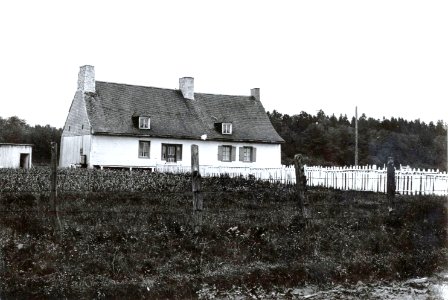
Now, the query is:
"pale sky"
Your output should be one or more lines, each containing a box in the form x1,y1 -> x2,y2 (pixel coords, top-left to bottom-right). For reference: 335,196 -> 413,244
0,0 -> 447,127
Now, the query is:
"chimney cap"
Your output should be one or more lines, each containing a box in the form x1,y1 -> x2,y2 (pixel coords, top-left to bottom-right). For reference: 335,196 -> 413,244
251,88 -> 260,101
179,77 -> 194,100
77,65 -> 96,93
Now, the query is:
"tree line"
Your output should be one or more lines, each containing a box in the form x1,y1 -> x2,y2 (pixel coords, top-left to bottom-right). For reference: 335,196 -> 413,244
1,112 -> 446,170
0,116 -> 62,164
267,110 -> 447,171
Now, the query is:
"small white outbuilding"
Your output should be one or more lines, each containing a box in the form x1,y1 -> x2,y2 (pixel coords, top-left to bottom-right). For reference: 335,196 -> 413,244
0,143 -> 33,169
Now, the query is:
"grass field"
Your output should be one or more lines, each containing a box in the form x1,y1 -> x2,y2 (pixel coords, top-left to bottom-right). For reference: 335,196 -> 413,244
0,174 -> 446,298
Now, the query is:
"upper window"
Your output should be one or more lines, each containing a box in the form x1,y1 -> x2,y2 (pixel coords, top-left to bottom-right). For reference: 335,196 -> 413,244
139,141 -> 150,158
222,123 -> 232,135
139,117 -> 150,129
162,144 -> 182,162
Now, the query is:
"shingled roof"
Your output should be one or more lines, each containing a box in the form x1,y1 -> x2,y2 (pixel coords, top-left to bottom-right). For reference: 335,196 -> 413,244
84,81 -> 284,144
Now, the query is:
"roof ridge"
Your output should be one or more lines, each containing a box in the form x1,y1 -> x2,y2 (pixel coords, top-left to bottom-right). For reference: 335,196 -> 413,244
96,81 -> 254,99
96,81 -> 178,92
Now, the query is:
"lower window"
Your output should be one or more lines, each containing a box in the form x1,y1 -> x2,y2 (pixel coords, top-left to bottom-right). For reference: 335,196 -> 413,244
222,146 -> 232,161
218,145 -> 236,162
139,141 -> 150,158
239,146 -> 257,162
162,144 -> 183,162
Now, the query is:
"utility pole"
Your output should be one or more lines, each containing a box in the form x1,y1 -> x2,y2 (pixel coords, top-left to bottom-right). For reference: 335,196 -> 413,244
355,106 -> 358,166
446,123 -> 448,173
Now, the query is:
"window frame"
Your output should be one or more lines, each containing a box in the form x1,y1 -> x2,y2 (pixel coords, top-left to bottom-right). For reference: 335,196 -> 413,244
239,146 -> 257,163
222,145 -> 232,162
161,143 -> 183,162
243,146 -> 252,162
218,145 -> 236,162
138,140 -> 151,158
139,116 -> 150,130
222,123 -> 232,135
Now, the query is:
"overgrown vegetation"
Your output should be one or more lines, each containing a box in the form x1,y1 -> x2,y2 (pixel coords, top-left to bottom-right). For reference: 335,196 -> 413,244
0,116 -> 61,164
268,110 -> 447,170
0,172 -> 446,298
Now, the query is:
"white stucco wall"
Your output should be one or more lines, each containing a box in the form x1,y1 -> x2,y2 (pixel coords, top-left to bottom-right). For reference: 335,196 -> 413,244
88,135 -> 281,168
0,144 -> 32,168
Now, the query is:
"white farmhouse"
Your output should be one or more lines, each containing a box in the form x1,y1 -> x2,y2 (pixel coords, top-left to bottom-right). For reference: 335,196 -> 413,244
60,65 -> 284,169
0,143 -> 32,169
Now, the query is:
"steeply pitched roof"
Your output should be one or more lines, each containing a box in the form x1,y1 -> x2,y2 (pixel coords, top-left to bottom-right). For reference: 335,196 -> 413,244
85,81 -> 284,143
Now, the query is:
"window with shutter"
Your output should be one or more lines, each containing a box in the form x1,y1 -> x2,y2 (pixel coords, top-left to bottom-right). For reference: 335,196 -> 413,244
219,145 -> 236,162
222,146 -> 231,161
161,143 -> 182,162
239,146 -> 257,162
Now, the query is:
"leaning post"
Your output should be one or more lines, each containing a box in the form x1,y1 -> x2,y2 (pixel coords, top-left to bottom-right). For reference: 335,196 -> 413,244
50,142 -> 62,234
191,145 -> 203,233
294,154 -> 308,221
387,156 -> 396,202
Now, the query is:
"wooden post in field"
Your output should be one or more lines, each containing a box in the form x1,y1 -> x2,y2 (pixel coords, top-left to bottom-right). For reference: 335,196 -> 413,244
446,123 -> 448,173
50,142 -> 62,233
355,106 -> 359,166
387,156 -> 396,201
191,145 -> 203,233
294,154 -> 308,220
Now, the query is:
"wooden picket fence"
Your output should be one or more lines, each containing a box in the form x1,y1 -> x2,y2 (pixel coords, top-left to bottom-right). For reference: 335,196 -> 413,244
155,164 -> 295,184
305,165 -> 448,196
155,164 -> 448,196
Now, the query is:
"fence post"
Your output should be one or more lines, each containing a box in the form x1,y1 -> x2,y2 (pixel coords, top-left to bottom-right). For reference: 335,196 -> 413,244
294,154 -> 308,221
191,145 -> 203,233
50,142 -> 62,234
387,156 -> 396,201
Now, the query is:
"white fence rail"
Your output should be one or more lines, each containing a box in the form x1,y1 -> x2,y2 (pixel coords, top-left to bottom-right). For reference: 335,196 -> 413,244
154,164 -> 448,196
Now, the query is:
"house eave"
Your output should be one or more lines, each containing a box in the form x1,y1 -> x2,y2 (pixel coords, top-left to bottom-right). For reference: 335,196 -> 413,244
91,132 -> 284,144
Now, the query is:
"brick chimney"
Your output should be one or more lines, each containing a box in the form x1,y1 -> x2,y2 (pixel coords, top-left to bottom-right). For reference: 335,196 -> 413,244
77,65 -> 95,93
251,88 -> 260,101
179,77 -> 194,100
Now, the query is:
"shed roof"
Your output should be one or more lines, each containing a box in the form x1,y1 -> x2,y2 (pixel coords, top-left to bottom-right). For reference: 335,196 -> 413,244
0,143 -> 33,147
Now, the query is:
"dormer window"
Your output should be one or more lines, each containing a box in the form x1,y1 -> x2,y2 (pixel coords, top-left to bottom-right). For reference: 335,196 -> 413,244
139,116 -> 150,129
222,123 -> 232,135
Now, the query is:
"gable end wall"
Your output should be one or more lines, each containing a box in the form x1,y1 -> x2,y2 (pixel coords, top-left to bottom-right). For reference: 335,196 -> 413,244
60,91 -> 93,167
62,91 -> 91,137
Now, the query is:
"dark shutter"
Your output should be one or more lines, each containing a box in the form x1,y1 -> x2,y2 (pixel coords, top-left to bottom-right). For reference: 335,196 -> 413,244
161,144 -> 166,161
231,146 -> 236,161
252,147 -> 257,162
138,142 -> 143,157
176,145 -> 182,161
218,146 -> 223,161
214,123 -> 223,133
239,147 -> 244,162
